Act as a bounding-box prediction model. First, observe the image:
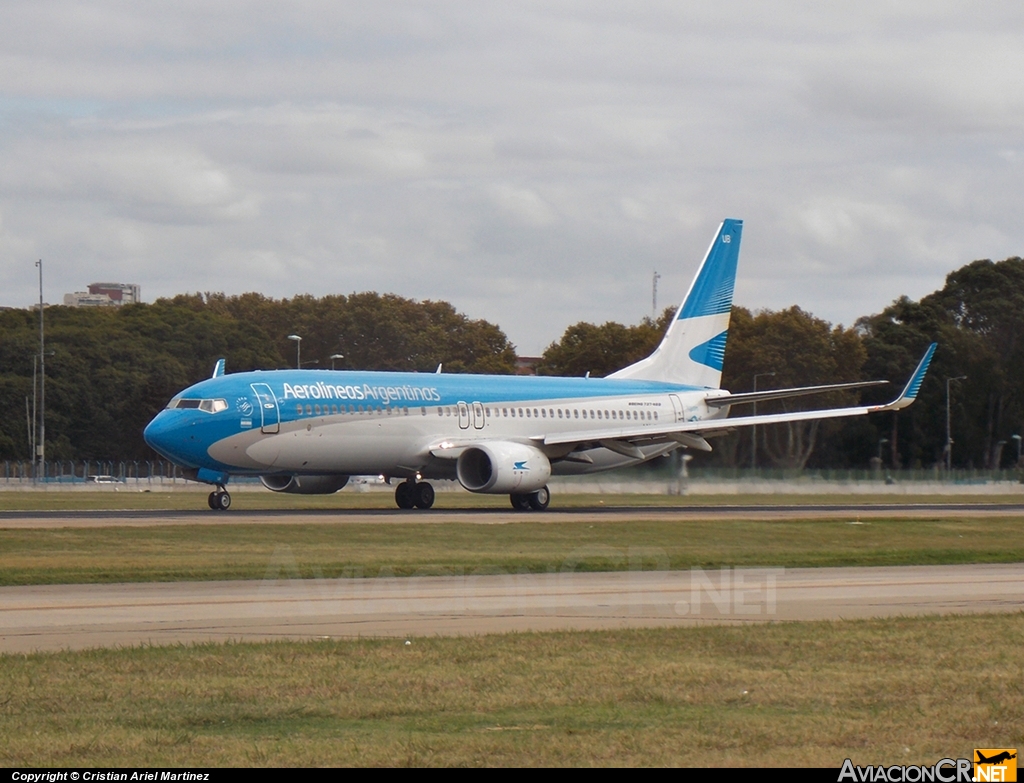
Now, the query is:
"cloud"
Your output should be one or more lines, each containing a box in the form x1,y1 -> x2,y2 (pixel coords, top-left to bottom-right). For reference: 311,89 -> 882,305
2,3 -> 1024,353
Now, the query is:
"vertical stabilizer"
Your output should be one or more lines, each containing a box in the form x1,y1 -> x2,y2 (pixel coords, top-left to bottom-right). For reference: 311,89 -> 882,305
608,219 -> 742,388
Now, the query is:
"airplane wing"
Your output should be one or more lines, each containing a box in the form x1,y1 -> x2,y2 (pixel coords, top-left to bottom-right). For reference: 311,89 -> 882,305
704,379 -> 889,408
543,343 -> 937,454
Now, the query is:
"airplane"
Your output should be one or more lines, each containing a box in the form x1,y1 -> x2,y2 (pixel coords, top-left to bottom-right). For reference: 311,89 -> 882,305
976,752 -> 1016,765
143,218 -> 937,512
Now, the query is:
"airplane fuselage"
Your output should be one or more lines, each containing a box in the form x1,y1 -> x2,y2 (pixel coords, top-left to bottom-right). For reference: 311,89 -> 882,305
144,369 -> 729,482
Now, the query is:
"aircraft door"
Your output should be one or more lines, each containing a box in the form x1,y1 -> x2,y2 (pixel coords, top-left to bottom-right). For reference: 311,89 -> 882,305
669,394 -> 684,423
472,402 -> 485,429
251,383 -> 280,434
457,401 -> 470,429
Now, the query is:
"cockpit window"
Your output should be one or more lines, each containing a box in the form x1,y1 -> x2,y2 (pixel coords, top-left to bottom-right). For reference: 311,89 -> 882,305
167,398 -> 228,413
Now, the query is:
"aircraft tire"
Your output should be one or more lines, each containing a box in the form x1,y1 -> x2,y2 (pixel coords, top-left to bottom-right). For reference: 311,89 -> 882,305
510,493 -> 531,512
395,481 -> 416,509
215,491 -> 231,511
207,492 -> 218,510
528,486 -> 550,511
414,482 -> 435,509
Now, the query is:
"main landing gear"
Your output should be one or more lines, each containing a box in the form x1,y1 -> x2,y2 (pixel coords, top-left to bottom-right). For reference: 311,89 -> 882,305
510,485 -> 550,512
394,479 -> 435,510
207,487 -> 231,511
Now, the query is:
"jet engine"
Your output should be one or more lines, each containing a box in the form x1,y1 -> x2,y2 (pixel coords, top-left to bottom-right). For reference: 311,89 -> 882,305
456,442 -> 551,494
260,474 -> 350,494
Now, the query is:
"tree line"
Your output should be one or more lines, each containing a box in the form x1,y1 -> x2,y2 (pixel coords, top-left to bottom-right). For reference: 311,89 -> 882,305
536,255 -> 1024,471
1,254 -> 1021,468
0,292 -> 516,460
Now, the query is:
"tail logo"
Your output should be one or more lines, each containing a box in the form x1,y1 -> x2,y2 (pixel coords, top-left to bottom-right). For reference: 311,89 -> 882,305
688,330 -> 729,371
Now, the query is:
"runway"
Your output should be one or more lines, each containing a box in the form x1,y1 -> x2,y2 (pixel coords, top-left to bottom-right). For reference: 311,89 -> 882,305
3,502 -> 1024,528
2,563 -> 1022,653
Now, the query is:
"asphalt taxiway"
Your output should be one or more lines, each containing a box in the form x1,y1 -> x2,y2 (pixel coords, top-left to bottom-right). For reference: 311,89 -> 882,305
2,503 -> 1022,653
2,563 -> 1022,653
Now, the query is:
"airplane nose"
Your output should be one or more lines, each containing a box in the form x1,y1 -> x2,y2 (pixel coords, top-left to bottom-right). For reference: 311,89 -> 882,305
144,411 -> 188,464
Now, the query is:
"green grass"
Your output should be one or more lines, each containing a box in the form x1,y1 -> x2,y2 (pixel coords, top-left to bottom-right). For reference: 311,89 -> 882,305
2,614 -> 1021,766
2,488 -> 1023,512
3,516 -> 1024,585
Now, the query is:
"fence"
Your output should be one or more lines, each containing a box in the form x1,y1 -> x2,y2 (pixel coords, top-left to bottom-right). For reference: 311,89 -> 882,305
0,460 -> 259,486
1,460 -> 1021,487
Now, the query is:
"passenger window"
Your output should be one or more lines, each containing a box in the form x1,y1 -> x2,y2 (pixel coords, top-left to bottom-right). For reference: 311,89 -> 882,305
296,404 -> 303,415
314,405 -> 321,415
305,405 -> 312,415
422,407 -> 427,416
654,411 -> 658,420
526,409 -> 531,418
437,407 -> 443,416
558,410 -> 563,418
541,409 -> 546,418
574,410 -> 578,418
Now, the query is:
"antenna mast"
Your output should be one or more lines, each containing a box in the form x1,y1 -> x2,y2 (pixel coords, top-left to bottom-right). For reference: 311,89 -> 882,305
652,270 -> 661,319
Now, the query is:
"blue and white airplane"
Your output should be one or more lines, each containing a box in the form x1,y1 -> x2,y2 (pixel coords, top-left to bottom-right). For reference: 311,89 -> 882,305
143,219 -> 936,511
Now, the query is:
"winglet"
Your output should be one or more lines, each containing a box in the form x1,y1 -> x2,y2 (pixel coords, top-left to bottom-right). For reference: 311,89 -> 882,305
872,343 -> 937,412
212,358 -> 226,379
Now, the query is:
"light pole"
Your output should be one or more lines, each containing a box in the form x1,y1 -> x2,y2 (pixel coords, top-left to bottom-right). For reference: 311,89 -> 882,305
35,260 -> 45,481
287,335 -> 301,369
751,372 -> 776,470
945,375 -> 966,472
1013,434 -> 1022,466
330,354 -> 344,371
878,437 -> 889,464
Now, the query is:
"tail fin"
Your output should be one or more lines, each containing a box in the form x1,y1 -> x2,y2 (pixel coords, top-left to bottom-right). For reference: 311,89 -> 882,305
609,218 -> 742,388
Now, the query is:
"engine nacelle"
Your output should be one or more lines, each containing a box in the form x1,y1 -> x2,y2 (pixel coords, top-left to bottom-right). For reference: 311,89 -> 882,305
260,474 -> 350,494
456,442 -> 551,494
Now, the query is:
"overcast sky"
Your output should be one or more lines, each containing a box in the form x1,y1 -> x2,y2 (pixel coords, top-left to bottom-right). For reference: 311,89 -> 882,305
2,2 -> 1023,355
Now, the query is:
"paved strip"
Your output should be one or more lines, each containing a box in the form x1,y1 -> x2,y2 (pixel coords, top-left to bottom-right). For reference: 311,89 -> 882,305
1,564 -> 1021,653
3,503 -> 1024,528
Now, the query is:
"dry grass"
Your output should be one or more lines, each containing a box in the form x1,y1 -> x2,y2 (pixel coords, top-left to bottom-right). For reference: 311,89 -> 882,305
1,614 -> 1021,766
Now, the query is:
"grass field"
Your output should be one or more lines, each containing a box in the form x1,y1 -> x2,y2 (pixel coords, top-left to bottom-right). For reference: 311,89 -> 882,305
2,515 -> 1023,585
2,488 -> 1023,512
2,613 -> 1021,767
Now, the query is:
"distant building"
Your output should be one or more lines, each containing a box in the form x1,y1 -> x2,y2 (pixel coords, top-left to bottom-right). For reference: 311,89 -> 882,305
515,356 -> 542,375
63,282 -> 141,307
87,282 -> 140,304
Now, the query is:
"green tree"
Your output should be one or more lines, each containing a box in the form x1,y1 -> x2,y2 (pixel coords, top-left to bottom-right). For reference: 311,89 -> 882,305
719,307 -> 867,470
536,308 -> 675,377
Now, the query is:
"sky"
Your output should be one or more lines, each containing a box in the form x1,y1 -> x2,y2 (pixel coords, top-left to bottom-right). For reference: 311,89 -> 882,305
2,2 -> 1023,355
